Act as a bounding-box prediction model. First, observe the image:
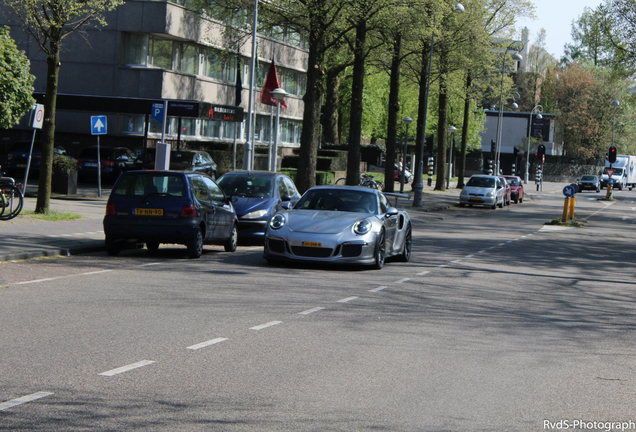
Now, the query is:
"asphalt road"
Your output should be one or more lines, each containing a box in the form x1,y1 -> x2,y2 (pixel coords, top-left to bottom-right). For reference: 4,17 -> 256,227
2,185 -> 636,431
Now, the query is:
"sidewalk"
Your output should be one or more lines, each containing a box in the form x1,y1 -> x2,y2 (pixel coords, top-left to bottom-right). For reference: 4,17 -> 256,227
0,180 -> 460,264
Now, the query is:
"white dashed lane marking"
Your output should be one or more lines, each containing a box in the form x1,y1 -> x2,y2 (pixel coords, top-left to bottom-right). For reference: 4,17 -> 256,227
98,360 -> 156,377
186,338 -> 228,350
337,296 -> 359,303
369,286 -> 388,292
298,307 -> 325,315
0,392 -> 53,411
249,321 -> 283,331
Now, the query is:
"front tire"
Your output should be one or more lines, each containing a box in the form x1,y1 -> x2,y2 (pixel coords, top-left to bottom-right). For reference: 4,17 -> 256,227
372,229 -> 386,270
187,228 -> 203,258
224,224 -> 238,252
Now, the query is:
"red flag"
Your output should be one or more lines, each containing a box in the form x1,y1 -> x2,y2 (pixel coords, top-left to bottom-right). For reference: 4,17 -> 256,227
260,58 -> 287,109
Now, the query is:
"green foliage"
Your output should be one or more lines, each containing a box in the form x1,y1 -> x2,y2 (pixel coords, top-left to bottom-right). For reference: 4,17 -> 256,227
52,155 -> 77,174
0,27 -> 34,129
279,168 -> 334,185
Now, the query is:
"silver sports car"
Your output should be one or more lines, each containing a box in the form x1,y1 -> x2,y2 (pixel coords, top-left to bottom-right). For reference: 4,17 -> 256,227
263,185 -> 412,269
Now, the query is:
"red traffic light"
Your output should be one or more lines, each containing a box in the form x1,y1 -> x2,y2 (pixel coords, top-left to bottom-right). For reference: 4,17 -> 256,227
608,145 -> 617,164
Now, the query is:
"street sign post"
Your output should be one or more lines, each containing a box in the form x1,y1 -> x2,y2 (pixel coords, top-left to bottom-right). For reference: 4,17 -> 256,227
22,104 -> 46,193
90,116 -> 107,197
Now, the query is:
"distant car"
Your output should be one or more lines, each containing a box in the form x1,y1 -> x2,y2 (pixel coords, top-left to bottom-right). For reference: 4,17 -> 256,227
577,174 -> 601,193
169,150 -> 217,179
459,174 -> 506,209
103,170 -> 237,258
498,175 -> 512,206
77,146 -> 143,182
4,141 -> 67,179
501,175 -> 524,203
216,171 -> 301,242
263,186 -> 412,269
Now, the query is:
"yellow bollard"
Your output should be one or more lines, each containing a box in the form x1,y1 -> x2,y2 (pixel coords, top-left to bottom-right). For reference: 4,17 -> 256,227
562,197 -> 570,222
569,196 -> 575,220
606,183 -> 613,199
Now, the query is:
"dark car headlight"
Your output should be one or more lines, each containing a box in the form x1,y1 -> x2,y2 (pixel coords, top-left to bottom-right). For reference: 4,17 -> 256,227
269,214 -> 286,230
353,219 -> 372,235
242,209 -> 268,220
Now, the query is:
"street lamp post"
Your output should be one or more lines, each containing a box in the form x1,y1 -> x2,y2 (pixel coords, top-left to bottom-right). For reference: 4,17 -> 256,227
494,44 -> 523,177
524,104 -> 543,184
269,88 -> 287,172
401,116 -> 413,193
447,126 -> 457,189
413,2 -> 464,206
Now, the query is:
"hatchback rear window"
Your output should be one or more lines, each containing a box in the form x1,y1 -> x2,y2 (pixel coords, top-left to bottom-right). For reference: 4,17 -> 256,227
112,173 -> 186,197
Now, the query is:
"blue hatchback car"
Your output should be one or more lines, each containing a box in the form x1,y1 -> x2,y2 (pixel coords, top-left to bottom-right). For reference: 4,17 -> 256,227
103,170 -> 237,258
216,171 -> 301,242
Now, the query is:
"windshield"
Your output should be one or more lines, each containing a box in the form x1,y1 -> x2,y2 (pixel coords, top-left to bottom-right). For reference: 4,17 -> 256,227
217,175 -> 274,198
466,177 -> 495,188
294,189 -> 377,214
581,175 -> 597,181
113,173 -> 185,197
505,177 -> 518,186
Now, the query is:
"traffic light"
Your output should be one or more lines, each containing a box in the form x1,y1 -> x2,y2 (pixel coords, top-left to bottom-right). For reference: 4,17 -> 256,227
534,152 -> 538,161
608,145 -> 617,164
538,144 -> 546,157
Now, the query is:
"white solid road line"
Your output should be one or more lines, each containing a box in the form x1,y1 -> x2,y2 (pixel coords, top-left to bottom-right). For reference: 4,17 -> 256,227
337,296 -> 359,303
298,307 -> 326,315
187,337 -> 228,350
249,321 -> 283,331
0,392 -> 54,411
369,286 -> 389,292
14,269 -> 114,285
98,360 -> 156,377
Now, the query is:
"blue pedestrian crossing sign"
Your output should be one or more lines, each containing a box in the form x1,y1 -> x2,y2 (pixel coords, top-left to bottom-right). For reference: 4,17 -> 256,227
91,116 -> 107,135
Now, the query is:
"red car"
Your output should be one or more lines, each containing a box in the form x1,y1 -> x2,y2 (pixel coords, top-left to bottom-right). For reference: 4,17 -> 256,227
501,175 -> 524,203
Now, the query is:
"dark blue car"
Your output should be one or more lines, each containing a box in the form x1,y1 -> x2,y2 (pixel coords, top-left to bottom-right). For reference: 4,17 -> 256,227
216,171 -> 301,242
103,170 -> 237,258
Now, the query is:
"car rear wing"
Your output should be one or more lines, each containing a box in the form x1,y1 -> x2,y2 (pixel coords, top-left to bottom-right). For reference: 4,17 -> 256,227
383,192 -> 410,207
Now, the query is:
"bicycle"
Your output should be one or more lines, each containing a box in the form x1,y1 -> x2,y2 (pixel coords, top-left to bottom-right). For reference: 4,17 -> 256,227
0,176 -> 24,220
336,173 -> 384,191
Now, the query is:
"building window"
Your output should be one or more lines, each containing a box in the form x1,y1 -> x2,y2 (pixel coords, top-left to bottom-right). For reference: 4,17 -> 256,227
201,48 -> 237,82
124,34 -> 148,66
175,43 -> 198,75
201,119 -> 221,138
149,38 -> 173,69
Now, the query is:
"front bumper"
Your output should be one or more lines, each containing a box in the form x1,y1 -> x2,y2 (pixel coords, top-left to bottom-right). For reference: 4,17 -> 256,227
263,232 -> 377,265
459,195 -> 496,206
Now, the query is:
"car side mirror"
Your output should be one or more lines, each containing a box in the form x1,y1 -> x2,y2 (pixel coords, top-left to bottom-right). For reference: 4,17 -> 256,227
230,195 -> 238,203
281,202 -> 292,210
386,207 -> 399,216
281,194 -> 291,202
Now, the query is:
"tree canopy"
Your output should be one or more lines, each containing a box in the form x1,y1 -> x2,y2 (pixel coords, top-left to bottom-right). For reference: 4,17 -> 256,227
0,26 -> 35,129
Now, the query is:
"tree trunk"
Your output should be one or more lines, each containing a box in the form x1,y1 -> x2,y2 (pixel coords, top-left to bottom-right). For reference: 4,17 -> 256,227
435,50 -> 449,191
35,48 -> 60,213
296,27 -> 326,194
346,21 -> 367,186
458,73 -> 472,188
322,67 -> 342,145
384,33 -> 402,193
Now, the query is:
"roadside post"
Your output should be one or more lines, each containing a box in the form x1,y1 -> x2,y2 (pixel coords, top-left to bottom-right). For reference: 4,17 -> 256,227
562,185 -> 575,222
569,196 -> 576,219
605,170 -> 614,199
22,104 -> 44,194
90,115 -> 107,197
151,102 -> 170,170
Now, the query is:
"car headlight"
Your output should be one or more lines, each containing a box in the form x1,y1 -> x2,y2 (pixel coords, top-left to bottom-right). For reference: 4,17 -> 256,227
242,209 -> 268,220
486,191 -> 494,197
460,189 -> 468,196
269,214 -> 286,230
353,219 -> 372,235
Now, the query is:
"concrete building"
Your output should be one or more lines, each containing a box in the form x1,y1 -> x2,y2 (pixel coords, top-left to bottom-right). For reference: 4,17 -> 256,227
0,0 -> 308,169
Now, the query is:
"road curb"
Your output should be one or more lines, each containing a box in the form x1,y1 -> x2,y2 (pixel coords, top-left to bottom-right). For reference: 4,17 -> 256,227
0,242 -> 104,263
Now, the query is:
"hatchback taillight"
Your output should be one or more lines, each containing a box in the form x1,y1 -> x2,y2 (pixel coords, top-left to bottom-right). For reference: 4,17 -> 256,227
102,161 -> 115,167
180,204 -> 197,218
105,201 -> 116,216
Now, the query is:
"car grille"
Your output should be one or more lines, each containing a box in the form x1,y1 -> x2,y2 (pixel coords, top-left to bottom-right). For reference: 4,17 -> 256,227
291,246 -> 333,258
341,244 -> 362,257
268,238 -> 286,254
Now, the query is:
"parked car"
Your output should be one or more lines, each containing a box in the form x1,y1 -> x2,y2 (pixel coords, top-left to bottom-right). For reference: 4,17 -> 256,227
577,174 -> 601,193
77,146 -> 143,182
4,141 -> 67,179
498,175 -> 512,206
169,150 -> 217,179
459,174 -> 506,209
216,171 -> 301,242
103,170 -> 237,258
263,186 -> 411,269
501,175 -> 524,203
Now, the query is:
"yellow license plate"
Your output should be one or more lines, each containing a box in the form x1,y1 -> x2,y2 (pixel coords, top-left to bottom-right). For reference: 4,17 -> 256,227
135,208 -> 163,216
470,197 -> 482,201
302,241 -> 322,247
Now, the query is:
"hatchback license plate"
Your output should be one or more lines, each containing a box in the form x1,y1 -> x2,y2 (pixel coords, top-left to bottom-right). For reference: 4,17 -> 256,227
470,197 -> 482,201
135,208 -> 163,216
303,241 -> 322,247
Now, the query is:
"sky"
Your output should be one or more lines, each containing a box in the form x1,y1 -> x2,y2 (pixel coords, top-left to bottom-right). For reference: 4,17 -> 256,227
517,0 -> 605,60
